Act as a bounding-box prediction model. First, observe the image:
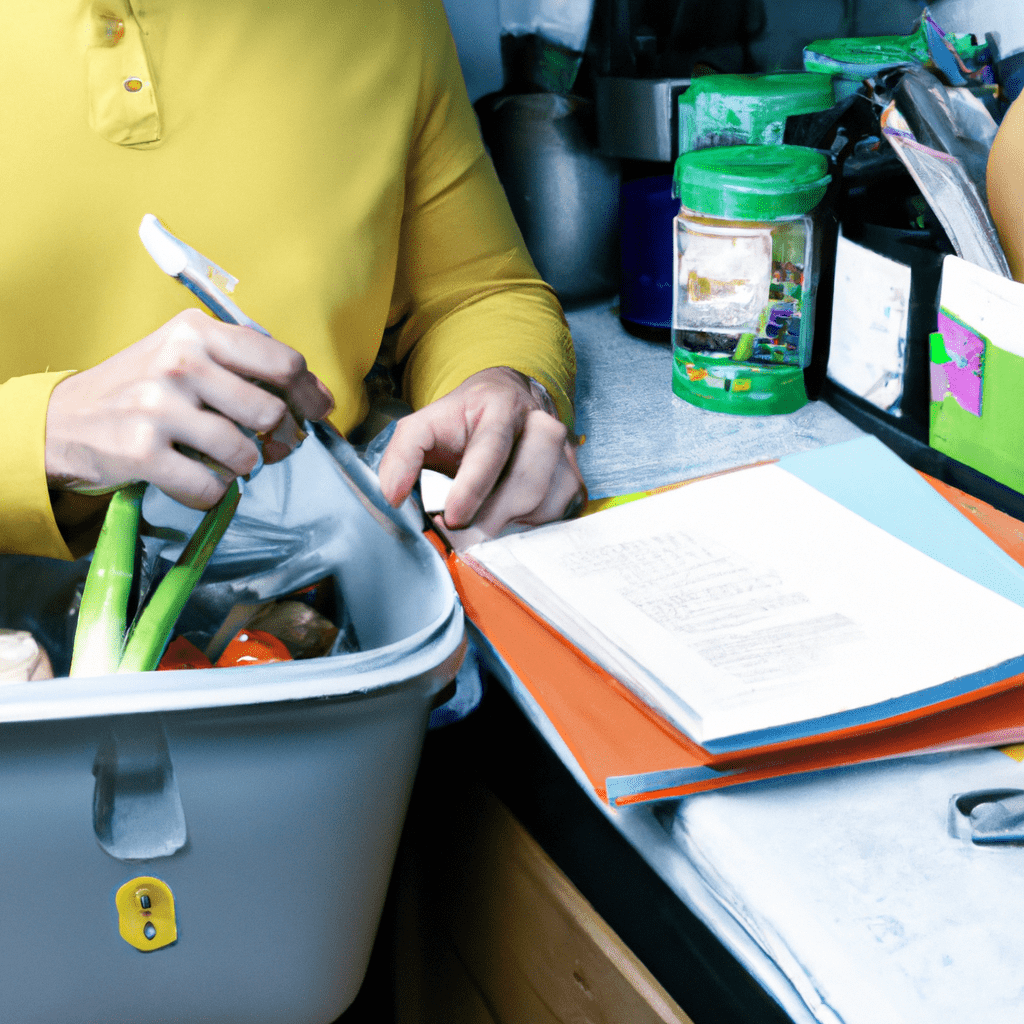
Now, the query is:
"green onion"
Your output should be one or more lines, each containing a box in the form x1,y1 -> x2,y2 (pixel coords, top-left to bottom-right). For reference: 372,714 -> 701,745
117,481 -> 241,674
69,483 -> 146,678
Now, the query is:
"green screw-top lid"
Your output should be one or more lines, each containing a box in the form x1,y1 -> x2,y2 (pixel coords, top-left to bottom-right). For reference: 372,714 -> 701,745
683,72 -> 835,113
673,144 -> 831,220
677,72 -> 836,152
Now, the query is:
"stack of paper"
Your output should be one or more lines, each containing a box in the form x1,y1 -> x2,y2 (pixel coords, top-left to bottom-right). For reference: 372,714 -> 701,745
442,436 -> 1024,804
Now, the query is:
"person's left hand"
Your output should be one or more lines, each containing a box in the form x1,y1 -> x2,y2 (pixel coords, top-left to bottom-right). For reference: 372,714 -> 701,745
377,366 -> 585,537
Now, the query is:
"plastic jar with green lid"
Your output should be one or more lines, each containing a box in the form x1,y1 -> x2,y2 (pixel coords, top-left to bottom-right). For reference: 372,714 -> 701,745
677,72 -> 836,154
670,144 -> 831,415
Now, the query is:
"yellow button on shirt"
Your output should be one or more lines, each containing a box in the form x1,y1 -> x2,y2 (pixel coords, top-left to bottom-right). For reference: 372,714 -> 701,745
0,0 -> 574,559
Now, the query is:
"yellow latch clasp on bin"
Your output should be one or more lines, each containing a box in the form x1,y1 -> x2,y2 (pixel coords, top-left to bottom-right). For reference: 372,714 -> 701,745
115,876 -> 177,951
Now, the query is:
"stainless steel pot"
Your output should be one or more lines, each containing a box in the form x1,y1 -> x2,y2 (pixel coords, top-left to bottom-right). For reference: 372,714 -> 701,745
475,92 -> 620,306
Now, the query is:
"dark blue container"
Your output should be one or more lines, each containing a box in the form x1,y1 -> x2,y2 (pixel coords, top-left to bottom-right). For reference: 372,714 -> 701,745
619,174 -> 679,333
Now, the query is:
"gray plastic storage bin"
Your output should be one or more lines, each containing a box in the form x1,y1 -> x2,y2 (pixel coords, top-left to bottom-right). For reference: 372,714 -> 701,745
0,432 -> 464,1024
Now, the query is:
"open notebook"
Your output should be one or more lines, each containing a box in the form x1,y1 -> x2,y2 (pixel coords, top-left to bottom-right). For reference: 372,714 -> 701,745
440,436 -> 1024,804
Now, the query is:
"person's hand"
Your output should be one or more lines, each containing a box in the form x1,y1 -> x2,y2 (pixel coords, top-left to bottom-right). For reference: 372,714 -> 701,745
377,366 -> 585,538
45,309 -> 334,510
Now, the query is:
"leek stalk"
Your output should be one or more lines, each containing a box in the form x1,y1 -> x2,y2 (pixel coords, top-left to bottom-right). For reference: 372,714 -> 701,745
117,481 -> 241,674
69,483 -> 145,678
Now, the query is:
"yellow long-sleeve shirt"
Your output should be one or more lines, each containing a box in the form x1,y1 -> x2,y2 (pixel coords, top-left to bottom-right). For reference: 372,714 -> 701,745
0,0 -> 575,559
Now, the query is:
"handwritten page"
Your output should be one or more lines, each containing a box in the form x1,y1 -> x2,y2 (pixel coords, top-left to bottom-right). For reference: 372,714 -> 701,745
466,464 -> 1024,745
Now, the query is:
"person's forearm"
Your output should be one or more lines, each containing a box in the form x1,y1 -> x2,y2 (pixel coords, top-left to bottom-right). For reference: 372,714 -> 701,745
390,147 -> 576,427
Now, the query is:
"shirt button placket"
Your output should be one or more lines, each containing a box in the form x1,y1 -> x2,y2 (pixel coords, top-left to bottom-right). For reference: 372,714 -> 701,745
84,3 -> 162,145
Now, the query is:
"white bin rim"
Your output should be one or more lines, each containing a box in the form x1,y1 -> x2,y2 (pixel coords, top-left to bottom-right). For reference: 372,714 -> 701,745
0,597 -> 464,724
0,425 -> 466,725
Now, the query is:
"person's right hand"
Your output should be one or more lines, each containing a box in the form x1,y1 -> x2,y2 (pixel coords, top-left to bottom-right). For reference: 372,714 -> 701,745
45,309 -> 335,510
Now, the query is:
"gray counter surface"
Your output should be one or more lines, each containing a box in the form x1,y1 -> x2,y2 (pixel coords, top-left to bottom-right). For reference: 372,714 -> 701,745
482,301 -> 1024,1024
569,301 -> 862,498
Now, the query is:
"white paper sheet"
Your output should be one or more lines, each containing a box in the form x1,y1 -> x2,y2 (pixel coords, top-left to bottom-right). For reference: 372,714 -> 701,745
940,254 -> 1024,359
467,463 -> 1024,744
828,234 -> 911,412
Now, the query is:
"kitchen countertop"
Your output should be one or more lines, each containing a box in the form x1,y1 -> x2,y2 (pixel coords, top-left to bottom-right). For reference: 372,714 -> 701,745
457,299 -> 1024,1024
478,297 -> 863,1024
568,301 -> 862,498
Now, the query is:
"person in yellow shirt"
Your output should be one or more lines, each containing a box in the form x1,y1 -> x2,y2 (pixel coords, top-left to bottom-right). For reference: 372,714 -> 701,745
1,0 -> 583,559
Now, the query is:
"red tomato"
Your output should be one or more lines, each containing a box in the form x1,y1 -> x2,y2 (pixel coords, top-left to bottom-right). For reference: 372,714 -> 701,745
215,629 -> 292,668
158,636 -> 213,671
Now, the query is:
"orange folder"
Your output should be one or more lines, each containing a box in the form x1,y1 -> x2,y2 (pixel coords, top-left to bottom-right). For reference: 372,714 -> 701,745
431,472 -> 1024,806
